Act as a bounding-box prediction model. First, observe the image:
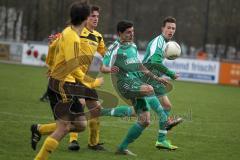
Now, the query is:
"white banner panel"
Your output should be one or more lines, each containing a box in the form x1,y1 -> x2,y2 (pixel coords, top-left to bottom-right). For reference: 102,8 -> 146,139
21,43 -> 48,66
163,58 -> 220,83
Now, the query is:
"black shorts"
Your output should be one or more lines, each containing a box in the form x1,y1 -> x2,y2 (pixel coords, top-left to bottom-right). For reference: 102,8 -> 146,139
47,87 -> 84,120
48,78 -> 98,100
47,78 -> 98,120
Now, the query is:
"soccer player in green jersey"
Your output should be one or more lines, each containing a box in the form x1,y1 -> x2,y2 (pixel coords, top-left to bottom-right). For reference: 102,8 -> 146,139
114,20 -> 178,156
142,17 -> 183,133
100,18 -> 182,131
100,38 -> 137,117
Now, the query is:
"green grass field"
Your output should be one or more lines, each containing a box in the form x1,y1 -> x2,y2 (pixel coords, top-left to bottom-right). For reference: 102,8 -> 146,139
0,62 -> 240,160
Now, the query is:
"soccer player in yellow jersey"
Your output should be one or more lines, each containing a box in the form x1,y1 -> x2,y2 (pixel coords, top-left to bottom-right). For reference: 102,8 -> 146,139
31,5 -> 135,153
32,5 -> 107,153
33,2 -> 104,160
68,5 -> 107,151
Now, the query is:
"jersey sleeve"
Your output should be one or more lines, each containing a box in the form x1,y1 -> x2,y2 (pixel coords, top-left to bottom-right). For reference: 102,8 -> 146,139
102,50 -> 111,67
102,41 -> 119,67
150,53 -> 175,79
71,67 -> 101,88
46,39 -> 59,69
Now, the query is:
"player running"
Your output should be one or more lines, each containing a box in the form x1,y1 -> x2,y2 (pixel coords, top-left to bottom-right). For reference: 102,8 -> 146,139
113,20 -> 178,156
142,17 -> 183,136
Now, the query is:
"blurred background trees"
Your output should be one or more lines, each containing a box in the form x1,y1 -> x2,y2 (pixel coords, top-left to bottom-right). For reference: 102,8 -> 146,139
0,0 -> 239,58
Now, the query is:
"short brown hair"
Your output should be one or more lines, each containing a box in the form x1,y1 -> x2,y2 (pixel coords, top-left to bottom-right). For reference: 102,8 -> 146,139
91,5 -> 100,13
162,16 -> 176,27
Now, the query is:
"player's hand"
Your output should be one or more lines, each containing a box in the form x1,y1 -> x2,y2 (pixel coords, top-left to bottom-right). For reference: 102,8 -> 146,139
173,73 -> 180,80
46,69 -> 51,77
156,77 -> 169,85
48,33 -> 61,45
110,66 -> 119,73
95,77 -> 104,87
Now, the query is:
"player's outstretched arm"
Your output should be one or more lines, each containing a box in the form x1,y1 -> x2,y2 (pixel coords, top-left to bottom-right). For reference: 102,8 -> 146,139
140,64 -> 168,85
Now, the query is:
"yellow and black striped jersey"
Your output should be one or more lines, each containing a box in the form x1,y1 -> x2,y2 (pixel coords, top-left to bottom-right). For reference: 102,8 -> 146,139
80,27 -> 106,57
49,26 -> 101,88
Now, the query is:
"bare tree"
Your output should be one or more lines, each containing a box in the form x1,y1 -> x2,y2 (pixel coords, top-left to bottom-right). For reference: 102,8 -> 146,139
4,0 -> 8,39
12,7 -> 21,40
33,0 -> 40,40
23,0 -> 33,40
0,0 -> 239,54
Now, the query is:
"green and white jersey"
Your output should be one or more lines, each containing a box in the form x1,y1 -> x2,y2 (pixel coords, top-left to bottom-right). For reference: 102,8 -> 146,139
142,34 -> 175,79
102,39 -> 120,67
113,42 -> 142,80
143,34 -> 166,63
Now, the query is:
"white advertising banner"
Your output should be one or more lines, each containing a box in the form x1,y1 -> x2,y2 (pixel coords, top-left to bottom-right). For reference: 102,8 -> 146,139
21,43 -> 48,66
163,58 -> 220,83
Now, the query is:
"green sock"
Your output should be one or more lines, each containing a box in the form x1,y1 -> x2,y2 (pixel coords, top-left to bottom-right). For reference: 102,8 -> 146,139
146,96 -> 168,142
100,105 -> 132,117
112,105 -> 132,117
147,96 -> 167,123
158,129 -> 167,142
119,122 -> 145,150
156,107 -> 168,142
100,108 -> 112,116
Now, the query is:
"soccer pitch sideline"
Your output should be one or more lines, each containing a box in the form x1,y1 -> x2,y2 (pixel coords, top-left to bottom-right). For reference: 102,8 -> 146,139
0,62 -> 240,160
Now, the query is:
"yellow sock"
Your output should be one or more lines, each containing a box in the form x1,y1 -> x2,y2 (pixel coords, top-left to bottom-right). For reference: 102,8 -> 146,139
69,132 -> 78,143
34,136 -> 59,160
88,118 -> 100,146
38,123 -> 57,135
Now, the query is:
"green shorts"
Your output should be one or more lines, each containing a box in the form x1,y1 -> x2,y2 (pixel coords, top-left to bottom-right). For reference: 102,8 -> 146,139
116,78 -> 154,114
142,63 -> 166,96
141,76 -> 172,97
117,78 -> 145,100
131,97 -> 151,114
147,79 -> 167,96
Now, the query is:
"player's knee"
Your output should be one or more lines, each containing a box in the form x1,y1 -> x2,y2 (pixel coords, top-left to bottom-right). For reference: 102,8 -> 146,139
141,85 -> 154,96
160,96 -> 172,110
144,120 -> 151,127
164,104 -> 172,110
56,120 -> 71,133
74,120 -> 87,132
90,105 -> 101,118
75,125 -> 86,132
140,120 -> 151,127
139,117 -> 151,127
58,125 -> 71,135
162,102 -> 172,110
145,85 -> 154,93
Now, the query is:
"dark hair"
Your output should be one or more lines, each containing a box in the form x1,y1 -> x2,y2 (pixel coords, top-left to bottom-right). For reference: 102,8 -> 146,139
117,20 -> 134,33
162,16 -> 176,27
91,5 -> 100,13
70,2 -> 90,25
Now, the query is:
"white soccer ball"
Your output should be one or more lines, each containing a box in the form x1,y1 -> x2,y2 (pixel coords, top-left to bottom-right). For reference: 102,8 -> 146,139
164,41 -> 181,60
